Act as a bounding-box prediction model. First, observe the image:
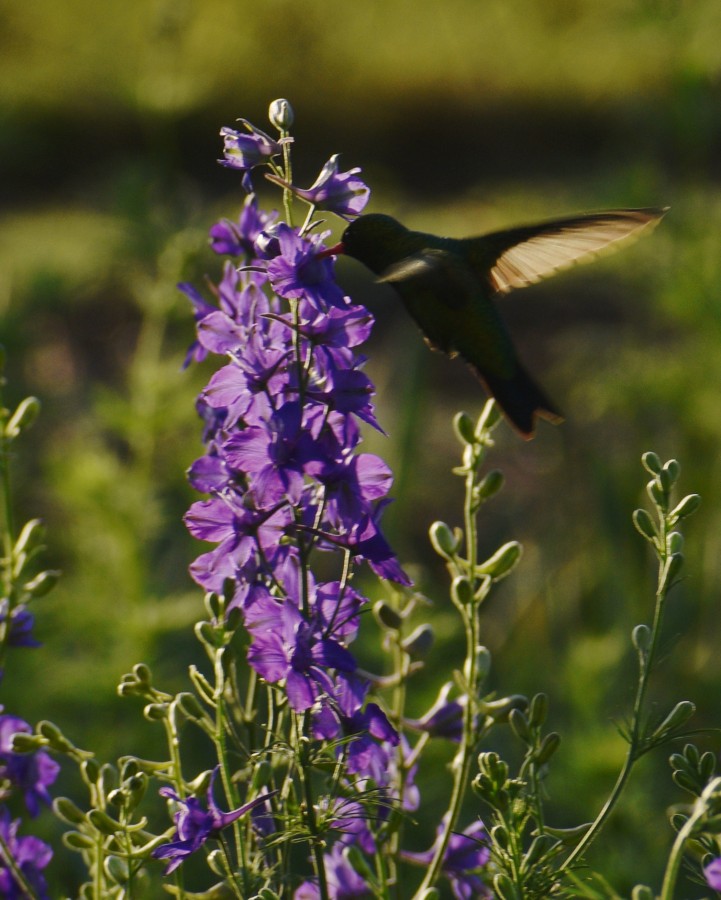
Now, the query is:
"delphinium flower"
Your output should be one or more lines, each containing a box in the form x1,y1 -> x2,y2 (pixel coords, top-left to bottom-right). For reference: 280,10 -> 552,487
0,808 -> 52,900
0,714 -> 59,816
177,100 -> 411,893
152,769 -> 273,874
706,857 -> 721,891
402,818 -> 491,900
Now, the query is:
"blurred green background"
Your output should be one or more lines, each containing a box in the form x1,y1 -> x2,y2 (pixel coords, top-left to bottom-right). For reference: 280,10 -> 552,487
2,0 -> 721,894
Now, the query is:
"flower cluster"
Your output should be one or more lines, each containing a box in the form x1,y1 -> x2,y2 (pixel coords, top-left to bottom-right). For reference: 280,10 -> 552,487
170,102 -> 491,897
0,713 -> 56,897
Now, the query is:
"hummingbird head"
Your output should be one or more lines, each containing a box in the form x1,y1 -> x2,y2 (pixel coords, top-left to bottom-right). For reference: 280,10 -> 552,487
319,214 -> 411,275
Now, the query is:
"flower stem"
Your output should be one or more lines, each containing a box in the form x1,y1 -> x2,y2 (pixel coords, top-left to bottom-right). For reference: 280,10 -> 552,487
413,437 -> 487,898
560,496 -> 672,874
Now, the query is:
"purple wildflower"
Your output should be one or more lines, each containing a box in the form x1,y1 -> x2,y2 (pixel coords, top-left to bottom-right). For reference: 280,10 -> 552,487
209,195 -> 278,258
266,225 -> 346,308
269,154 -> 370,219
0,809 -> 52,900
408,683 -> 466,742
313,675 -> 398,783
0,715 -> 59,816
706,857 -> 721,891
245,593 -> 356,712
402,819 -> 491,900
153,769 -> 273,875
0,603 -> 40,650
219,121 -> 282,175
294,842 -> 372,899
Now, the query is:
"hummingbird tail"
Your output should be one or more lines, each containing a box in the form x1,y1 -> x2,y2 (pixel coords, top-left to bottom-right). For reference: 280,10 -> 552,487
478,363 -> 564,440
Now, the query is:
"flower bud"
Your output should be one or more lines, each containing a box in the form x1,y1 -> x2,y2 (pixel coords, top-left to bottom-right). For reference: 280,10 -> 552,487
632,508 -> 657,542
23,569 -> 60,597
453,411 -> 475,445
476,541 -> 522,581
429,521 -> 460,559
647,478 -> 665,508
176,692 -> 205,721
632,624 -> 651,653
373,600 -> 402,631
670,493 -> 701,521
641,451 -> 662,475
651,700 -> 695,740
666,531 -> 684,555
269,98 -> 294,131
479,694 -> 527,723
401,624 -> 434,660
38,720 -> 74,753
88,808 -> 121,836
509,708 -> 531,743
535,731 -> 561,765
476,399 -> 501,437
104,855 -> 130,885
53,796 -> 86,825
451,576 -> 473,606
143,703 -> 168,721
663,458 -> 680,483
10,732 -> 45,753
631,886 -> 654,900
195,620 -> 221,648
477,469 -> 504,501
491,823 -> 509,850
64,831 -> 95,850
14,519 -> 45,556
492,873 -> 516,900
528,692 -> 549,728
5,396 -> 40,438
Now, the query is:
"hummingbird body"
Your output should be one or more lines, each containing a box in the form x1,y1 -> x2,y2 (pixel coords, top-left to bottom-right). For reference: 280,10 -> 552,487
334,209 -> 666,438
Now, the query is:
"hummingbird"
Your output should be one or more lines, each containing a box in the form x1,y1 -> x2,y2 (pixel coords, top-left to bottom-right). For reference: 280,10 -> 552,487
322,207 -> 666,438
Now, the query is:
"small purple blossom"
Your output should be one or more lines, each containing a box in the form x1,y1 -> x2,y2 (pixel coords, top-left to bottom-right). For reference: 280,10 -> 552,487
402,819 -> 491,900
266,225 -> 346,308
294,842 -> 372,899
0,602 -> 40,650
0,715 -> 59,816
408,683 -> 466,742
706,857 -> 721,891
219,121 -> 282,173
209,195 -> 278,258
0,809 -> 52,900
152,769 -> 273,874
246,594 -> 356,712
271,154 -> 370,219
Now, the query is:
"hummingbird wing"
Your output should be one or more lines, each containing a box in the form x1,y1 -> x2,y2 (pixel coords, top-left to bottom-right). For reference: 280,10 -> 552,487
471,207 -> 667,295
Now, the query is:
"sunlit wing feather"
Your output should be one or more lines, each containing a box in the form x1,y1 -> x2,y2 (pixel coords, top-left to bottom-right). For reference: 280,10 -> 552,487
487,208 -> 667,294
376,249 -> 447,284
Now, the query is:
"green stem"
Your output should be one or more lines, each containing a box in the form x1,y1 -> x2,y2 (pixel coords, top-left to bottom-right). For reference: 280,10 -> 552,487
560,509 -> 671,874
659,776 -> 721,900
413,448 -> 485,898
298,713 -> 329,900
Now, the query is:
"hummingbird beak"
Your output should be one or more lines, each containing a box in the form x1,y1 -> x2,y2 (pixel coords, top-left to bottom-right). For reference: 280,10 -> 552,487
317,241 -> 345,259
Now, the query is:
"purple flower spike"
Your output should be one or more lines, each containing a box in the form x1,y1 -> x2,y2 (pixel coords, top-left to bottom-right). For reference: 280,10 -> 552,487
153,769 -> 275,875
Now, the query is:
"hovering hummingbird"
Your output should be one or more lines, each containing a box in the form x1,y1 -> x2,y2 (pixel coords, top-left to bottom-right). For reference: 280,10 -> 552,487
322,208 -> 666,438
